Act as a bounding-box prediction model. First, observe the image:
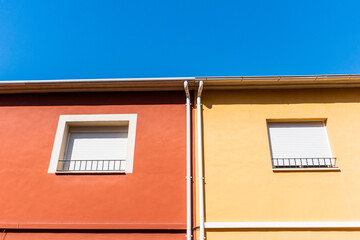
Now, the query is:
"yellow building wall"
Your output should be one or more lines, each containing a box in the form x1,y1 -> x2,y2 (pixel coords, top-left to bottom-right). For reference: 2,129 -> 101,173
197,88 -> 360,239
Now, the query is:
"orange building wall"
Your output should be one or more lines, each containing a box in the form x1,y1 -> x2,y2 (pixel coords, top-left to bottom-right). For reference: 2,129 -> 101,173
3,231 -> 185,240
0,91 -> 187,231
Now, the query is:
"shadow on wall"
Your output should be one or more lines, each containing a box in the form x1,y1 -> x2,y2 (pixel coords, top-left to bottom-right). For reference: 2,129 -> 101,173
202,88 -> 360,109
0,91 -> 187,107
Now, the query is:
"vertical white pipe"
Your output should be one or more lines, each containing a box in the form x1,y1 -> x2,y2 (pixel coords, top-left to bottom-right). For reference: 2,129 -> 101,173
197,81 -> 205,240
184,81 -> 192,240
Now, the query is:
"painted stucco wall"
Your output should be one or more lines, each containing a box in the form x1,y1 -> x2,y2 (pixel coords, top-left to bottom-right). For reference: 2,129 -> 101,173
197,88 -> 360,239
0,91 -> 186,232
2,232 -> 185,240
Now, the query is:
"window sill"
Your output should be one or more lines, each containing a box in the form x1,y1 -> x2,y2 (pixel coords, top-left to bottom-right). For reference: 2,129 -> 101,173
272,167 -> 341,172
56,170 -> 126,175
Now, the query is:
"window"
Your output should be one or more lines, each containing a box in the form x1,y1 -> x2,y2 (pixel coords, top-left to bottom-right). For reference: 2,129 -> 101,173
267,121 -> 335,169
59,126 -> 128,172
48,114 -> 137,174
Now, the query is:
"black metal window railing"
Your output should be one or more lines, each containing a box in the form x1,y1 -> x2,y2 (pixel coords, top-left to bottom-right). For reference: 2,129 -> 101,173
56,159 -> 126,172
272,157 -> 336,168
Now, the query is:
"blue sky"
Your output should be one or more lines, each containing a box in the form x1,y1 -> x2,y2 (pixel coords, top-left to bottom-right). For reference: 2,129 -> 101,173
0,0 -> 360,80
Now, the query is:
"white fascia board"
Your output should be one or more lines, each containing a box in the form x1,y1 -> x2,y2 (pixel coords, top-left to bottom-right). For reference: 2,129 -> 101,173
0,77 -> 196,84
204,222 -> 360,229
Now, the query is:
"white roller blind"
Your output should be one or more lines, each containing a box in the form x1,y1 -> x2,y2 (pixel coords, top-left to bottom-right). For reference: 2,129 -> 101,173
267,121 -> 333,167
64,128 -> 128,171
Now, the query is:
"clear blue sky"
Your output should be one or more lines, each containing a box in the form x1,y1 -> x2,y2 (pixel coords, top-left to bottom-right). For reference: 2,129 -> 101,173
1,0 -> 360,80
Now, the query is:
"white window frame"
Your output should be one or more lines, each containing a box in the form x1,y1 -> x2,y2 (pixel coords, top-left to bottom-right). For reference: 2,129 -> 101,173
48,114 -> 137,173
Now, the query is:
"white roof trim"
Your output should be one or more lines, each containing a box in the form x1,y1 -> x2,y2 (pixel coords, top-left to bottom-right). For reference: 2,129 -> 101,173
205,221 -> 360,229
0,77 -> 196,84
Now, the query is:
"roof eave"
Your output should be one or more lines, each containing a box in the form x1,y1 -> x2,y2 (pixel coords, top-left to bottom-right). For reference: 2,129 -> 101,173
198,74 -> 360,89
1,75 -> 360,93
0,77 -> 197,94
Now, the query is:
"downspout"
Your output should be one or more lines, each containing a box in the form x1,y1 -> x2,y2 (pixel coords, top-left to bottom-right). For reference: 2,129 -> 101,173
184,81 -> 192,240
197,81 -> 205,240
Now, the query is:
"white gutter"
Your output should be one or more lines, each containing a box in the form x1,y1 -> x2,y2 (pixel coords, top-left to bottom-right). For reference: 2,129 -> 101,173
0,77 -> 196,84
197,81 -> 205,240
184,81 -> 192,240
0,77 -> 197,94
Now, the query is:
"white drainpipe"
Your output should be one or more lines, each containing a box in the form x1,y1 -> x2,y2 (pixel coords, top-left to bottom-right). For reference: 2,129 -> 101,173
197,81 -> 205,240
184,81 -> 192,240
